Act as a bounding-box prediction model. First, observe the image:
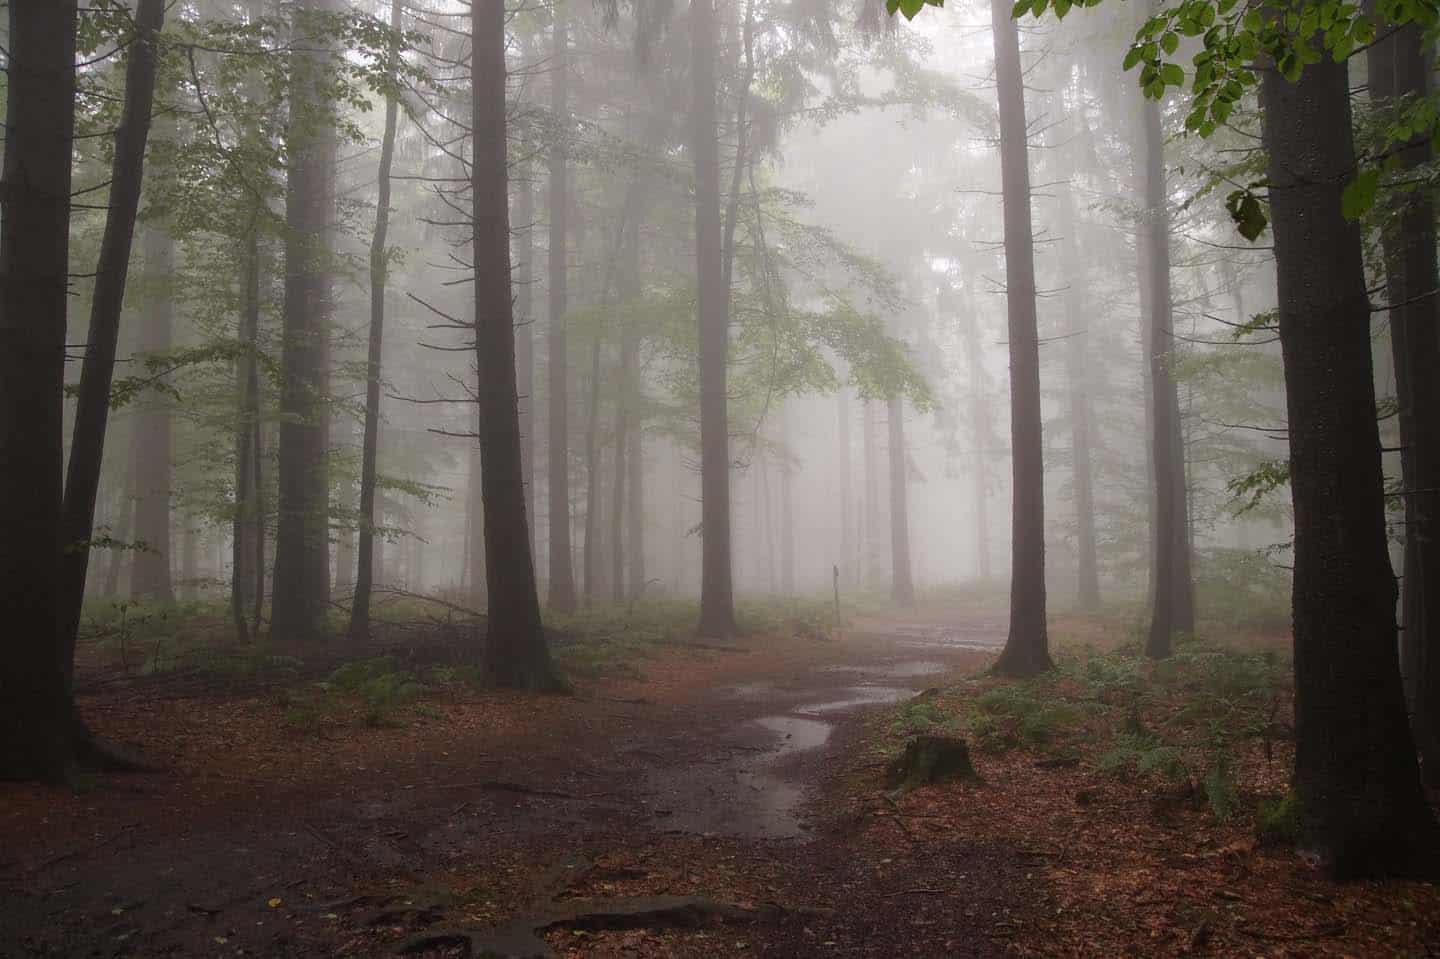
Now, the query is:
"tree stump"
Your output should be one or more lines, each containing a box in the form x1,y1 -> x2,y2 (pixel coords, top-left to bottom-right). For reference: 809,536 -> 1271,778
886,735 -> 977,791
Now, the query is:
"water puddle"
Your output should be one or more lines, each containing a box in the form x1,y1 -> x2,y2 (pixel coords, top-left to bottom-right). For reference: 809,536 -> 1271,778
753,715 -> 833,752
796,686 -> 912,715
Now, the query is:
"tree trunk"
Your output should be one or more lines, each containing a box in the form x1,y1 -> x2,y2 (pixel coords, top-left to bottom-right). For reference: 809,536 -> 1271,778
546,7 -> 578,613
468,433 -> 487,607
515,153 -> 537,559
989,0 -> 1051,677
888,395 -> 915,604
129,225 -> 176,603
181,513 -> 199,600
348,0 -> 401,641
58,0 -> 166,681
105,469 -> 134,598
837,389 -> 855,585
1262,50 -> 1438,877
628,406 -> 645,597
692,0 -> 738,637
472,0 -> 562,690
1057,182 -> 1101,610
1139,90 -> 1192,658
610,216 -> 641,603
1368,12 -> 1440,786
780,407 -> 795,595
583,324 -> 604,606
863,400 -> 881,585
962,303 -> 993,582
233,218 -> 265,640
0,0 -> 79,781
272,0 -> 337,640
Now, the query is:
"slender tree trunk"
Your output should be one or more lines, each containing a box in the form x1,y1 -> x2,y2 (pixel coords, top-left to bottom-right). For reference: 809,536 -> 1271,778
990,0 -> 1051,676
348,0 -> 401,641
628,408 -> 645,597
181,514 -> 199,600
58,0 -> 165,671
129,225 -> 176,603
1368,13 -> 1440,785
105,469 -> 134,598
1058,182 -> 1101,609
546,7 -> 578,613
1138,86 -> 1194,657
962,305 -> 993,582
583,325 -> 604,605
780,407 -> 795,595
468,434 -> 487,607
692,0 -> 738,637
233,219 -> 264,640
837,389 -> 855,585
888,395 -> 915,605
610,220 -> 641,602
0,0 -> 80,781
1262,50 -> 1438,877
472,0 -> 562,690
515,153 -> 537,559
272,0 -> 337,640
863,400 -> 881,585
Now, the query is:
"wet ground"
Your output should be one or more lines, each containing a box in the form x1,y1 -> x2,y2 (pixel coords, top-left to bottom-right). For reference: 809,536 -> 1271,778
1,609 -> 1018,957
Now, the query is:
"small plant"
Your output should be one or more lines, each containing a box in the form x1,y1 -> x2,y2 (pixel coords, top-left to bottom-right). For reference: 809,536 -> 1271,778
890,699 -> 950,737
1256,790 -> 1304,844
1099,731 -> 1187,782
1202,758 -> 1238,822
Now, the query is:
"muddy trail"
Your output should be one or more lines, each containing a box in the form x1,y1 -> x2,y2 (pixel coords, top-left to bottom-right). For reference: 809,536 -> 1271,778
1,610 -> 1043,958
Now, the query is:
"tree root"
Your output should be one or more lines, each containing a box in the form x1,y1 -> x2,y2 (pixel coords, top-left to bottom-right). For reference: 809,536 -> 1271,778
396,895 -> 789,957
71,715 -> 162,774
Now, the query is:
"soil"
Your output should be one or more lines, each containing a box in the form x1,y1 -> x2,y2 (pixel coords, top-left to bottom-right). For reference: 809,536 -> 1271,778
0,609 -> 1028,958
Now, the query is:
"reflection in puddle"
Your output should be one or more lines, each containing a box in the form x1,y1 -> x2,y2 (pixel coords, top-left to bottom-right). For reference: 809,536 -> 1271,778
754,715 -> 833,752
796,686 -> 912,715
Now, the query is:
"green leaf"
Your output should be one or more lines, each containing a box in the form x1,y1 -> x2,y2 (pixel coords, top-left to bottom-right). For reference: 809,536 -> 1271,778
1161,30 -> 1180,53
1340,168 -> 1380,220
1123,45 -> 1145,70
1161,62 -> 1186,86
897,0 -> 927,20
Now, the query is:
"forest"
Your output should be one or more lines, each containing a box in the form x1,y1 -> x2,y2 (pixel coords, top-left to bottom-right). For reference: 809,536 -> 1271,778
1,0 -> 1439,954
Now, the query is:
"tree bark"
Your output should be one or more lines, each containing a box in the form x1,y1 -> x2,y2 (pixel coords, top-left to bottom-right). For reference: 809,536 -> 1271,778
348,0 -> 402,641
0,0 -> 79,781
888,395 -> 915,604
232,219 -> 265,640
610,216 -> 641,602
780,407 -> 795,595
837,389 -> 855,585
57,0 -> 166,678
129,224 -> 176,603
1139,91 -> 1193,658
272,0 -> 337,640
516,153 -> 537,559
692,0 -> 739,637
1261,50 -> 1438,876
472,0 -> 562,690
863,400 -> 881,585
989,0 -> 1051,676
1367,12 -> 1440,786
546,6 -> 578,613
628,401 -> 645,596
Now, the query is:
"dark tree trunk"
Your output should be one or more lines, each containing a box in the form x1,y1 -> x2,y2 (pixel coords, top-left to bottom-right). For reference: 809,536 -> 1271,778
1368,14 -> 1440,786
546,8 -> 578,613
232,219 -> 265,640
515,153 -> 537,558
0,0 -> 79,782
1058,182 -> 1100,610
348,0 -> 402,641
272,0 -> 337,640
467,437 -> 487,608
990,0 -> 1051,677
692,0 -> 738,637
472,0 -> 562,690
58,0 -> 166,677
1261,51 -> 1438,877
888,395 -> 915,604
1139,92 -> 1193,658
129,225 -> 176,603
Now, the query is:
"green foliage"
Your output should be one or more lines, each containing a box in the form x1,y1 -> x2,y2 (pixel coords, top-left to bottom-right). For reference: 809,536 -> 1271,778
1098,731 -> 1188,781
321,657 -> 426,726
1256,790 -> 1305,843
890,699 -> 954,737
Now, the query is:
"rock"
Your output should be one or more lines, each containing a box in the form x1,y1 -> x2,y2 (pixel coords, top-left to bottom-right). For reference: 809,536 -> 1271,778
885,735 -> 977,791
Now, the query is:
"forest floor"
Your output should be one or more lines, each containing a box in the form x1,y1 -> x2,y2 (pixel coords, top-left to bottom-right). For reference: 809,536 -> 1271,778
2,601 -> 1439,958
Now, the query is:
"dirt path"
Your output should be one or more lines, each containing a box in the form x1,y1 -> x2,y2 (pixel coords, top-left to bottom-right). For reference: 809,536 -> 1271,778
1,609 -> 1038,958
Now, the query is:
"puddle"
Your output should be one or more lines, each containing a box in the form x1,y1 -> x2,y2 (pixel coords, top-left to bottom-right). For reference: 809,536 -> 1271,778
724,682 -> 776,699
796,686 -> 912,715
753,715 -> 833,752
886,660 -> 947,677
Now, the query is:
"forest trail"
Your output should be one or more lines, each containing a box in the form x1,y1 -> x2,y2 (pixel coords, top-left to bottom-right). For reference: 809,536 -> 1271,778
1,608 -> 1030,958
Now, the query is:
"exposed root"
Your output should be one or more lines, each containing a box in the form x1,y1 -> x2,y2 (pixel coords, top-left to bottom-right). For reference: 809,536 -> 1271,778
72,717 -> 161,774
396,895 -> 788,957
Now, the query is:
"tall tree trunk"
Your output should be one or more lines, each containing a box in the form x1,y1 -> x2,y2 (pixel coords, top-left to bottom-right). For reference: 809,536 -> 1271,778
546,6 -> 578,612
181,513 -> 199,600
628,408 -> 645,597
472,0 -> 562,690
1140,90 -> 1192,658
583,326 -> 604,605
348,0 -> 401,641
467,435 -> 487,607
232,219 -> 265,640
1058,182 -> 1101,610
105,469 -> 134,598
58,0 -> 166,672
780,407 -> 795,595
990,0 -> 1051,676
515,154 -> 537,558
692,0 -> 738,637
863,400 -> 881,585
1368,12 -> 1440,785
0,0 -> 80,781
837,389 -> 855,586
272,0 -> 337,640
610,216 -> 641,603
129,225 -> 176,603
1262,50 -> 1438,877
888,395 -> 915,604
